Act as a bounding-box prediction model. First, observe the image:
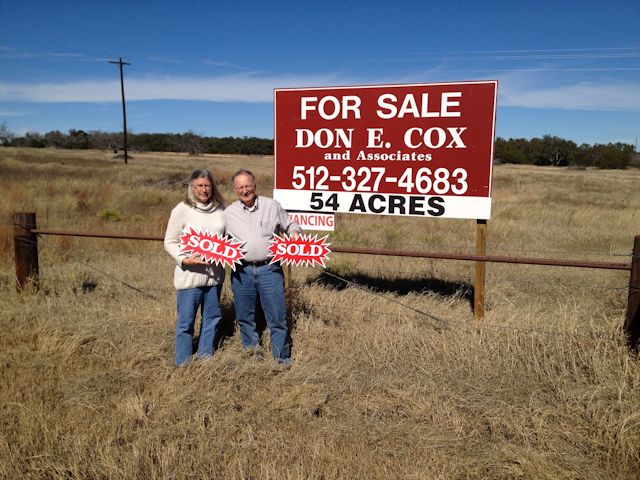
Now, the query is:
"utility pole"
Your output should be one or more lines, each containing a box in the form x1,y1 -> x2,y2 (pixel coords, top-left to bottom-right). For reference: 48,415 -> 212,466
108,57 -> 131,164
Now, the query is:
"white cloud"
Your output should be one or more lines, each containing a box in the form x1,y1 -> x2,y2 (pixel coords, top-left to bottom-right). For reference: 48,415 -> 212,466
501,82 -> 640,111
0,81 -> 120,102
1,73 -> 639,112
497,70 -> 640,111
0,74 -> 345,104
0,110 -> 29,116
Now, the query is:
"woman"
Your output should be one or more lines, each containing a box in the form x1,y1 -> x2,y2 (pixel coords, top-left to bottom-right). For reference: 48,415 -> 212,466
164,168 -> 226,366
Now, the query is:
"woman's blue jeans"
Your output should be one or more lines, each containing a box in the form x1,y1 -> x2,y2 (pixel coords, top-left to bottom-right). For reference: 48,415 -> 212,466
175,285 -> 222,366
231,263 -> 290,363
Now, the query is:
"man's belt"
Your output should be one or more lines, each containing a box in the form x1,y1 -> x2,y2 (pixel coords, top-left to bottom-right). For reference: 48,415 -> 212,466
240,259 -> 271,267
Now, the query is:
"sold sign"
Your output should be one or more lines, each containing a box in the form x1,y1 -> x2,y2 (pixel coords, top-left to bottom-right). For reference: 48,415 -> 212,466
268,233 -> 331,268
179,226 -> 246,271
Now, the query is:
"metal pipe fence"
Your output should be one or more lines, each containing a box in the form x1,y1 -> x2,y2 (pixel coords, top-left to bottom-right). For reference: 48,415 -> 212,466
13,212 -> 640,350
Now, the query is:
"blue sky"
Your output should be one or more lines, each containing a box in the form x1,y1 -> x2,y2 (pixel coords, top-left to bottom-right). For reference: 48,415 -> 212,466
1,0 -> 639,146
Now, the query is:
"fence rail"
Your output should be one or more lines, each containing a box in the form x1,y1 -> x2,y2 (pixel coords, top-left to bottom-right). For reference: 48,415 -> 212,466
13,212 -> 640,351
28,228 -> 632,271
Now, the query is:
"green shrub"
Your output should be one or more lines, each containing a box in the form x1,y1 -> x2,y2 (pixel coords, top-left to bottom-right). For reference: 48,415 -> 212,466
97,209 -> 122,222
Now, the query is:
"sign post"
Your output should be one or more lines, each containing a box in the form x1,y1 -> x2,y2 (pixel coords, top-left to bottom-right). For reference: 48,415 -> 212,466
475,219 -> 487,320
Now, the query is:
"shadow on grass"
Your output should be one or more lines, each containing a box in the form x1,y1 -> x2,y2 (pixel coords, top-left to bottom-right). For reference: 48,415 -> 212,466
192,269 -> 476,355
213,300 -> 238,350
308,269 -> 475,311
211,296 -> 270,352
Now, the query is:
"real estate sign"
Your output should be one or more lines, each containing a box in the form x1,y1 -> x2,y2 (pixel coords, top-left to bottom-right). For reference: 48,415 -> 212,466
274,81 -> 497,219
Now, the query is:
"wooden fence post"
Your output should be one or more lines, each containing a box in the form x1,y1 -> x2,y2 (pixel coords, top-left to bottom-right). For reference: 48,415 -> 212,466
284,264 -> 291,294
474,219 -> 487,320
624,235 -> 640,351
13,212 -> 39,291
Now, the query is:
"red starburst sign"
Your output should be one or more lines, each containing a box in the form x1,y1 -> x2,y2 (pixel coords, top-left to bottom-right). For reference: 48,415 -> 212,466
179,226 -> 246,271
268,233 -> 331,268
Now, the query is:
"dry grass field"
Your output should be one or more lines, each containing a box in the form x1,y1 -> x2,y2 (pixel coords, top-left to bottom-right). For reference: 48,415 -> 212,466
1,147 -> 639,479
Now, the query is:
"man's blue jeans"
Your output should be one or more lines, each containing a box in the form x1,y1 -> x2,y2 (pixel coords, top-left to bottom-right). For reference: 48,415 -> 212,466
231,263 -> 291,363
175,285 -> 222,366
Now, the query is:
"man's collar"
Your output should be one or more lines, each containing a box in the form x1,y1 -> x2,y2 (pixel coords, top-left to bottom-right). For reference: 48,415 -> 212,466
242,196 -> 259,212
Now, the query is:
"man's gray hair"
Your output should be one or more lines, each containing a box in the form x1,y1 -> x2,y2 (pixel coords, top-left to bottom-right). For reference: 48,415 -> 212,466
232,169 -> 256,184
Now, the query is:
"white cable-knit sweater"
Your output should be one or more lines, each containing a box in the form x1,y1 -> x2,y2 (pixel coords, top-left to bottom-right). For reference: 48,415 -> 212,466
163,201 -> 225,290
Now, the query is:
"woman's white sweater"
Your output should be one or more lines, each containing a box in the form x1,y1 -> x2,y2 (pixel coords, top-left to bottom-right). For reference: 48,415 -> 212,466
164,201 -> 225,290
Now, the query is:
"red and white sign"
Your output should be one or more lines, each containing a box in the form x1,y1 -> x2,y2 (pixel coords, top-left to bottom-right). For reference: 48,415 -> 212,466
268,233 -> 331,268
274,81 -> 497,219
179,226 -> 246,271
288,211 -> 335,232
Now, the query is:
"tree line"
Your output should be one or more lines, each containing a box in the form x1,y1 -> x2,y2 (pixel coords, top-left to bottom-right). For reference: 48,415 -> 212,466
494,135 -> 636,169
0,124 -> 637,169
0,126 -> 273,156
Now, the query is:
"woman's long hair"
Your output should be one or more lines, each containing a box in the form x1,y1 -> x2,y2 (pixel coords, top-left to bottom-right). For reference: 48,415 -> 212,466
184,168 -> 225,208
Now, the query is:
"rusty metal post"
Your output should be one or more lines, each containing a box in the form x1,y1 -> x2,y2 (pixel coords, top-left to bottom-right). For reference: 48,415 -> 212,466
624,235 -> 640,351
13,212 -> 39,291
474,219 -> 487,320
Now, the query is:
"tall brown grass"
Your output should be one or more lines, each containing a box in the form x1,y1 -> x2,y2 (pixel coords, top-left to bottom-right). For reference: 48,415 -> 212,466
1,147 -> 639,479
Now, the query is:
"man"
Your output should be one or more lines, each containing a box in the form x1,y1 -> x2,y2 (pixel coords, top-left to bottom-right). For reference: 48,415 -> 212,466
224,169 -> 301,365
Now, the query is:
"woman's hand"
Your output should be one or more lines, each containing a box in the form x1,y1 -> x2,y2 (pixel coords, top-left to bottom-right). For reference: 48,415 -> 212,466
182,255 -> 207,266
